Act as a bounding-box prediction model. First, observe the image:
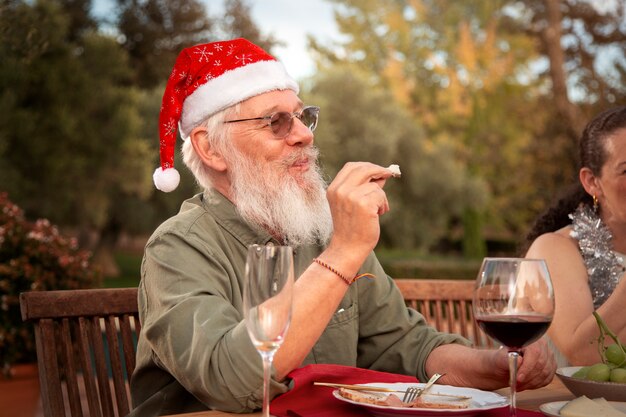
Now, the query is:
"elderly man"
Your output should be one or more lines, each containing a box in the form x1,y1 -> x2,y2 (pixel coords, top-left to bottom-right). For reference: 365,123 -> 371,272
130,38 -> 555,416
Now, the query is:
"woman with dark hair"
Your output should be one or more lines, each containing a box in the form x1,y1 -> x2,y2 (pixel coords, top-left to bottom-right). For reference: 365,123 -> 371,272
525,106 -> 626,366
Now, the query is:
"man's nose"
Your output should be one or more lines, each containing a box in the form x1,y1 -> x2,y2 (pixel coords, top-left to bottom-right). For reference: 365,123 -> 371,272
284,117 -> 314,146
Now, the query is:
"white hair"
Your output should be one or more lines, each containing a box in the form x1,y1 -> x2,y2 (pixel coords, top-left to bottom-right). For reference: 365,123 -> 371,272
226,144 -> 333,246
180,104 -> 240,191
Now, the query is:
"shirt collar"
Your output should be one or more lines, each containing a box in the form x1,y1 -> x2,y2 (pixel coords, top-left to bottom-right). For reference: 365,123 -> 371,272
198,190 -> 277,247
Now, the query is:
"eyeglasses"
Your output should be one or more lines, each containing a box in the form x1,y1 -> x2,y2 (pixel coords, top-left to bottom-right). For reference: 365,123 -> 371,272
224,106 -> 320,138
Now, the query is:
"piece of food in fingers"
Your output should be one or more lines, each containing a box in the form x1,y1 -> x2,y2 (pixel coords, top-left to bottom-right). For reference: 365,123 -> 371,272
387,164 -> 401,177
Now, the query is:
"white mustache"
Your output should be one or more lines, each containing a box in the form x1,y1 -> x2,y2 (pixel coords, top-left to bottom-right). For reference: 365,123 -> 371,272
281,146 -> 320,167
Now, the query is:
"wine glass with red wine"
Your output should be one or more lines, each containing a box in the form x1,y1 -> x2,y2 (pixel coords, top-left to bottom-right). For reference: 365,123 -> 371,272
473,258 -> 554,417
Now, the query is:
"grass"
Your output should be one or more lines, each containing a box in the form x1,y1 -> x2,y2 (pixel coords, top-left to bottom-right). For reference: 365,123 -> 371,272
102,251 -> 142,288
375,248 -> 481,279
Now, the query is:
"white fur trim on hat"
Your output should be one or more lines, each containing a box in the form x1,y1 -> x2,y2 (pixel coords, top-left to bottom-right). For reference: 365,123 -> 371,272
179,60 -> 299,137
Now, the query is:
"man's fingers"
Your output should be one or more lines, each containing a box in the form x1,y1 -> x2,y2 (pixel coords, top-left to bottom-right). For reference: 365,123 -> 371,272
332,162 -> 398,189
516,340 -> 556,390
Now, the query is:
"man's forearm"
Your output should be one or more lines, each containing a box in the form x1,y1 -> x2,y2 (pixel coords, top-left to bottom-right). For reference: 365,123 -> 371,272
272,262 -> 351,378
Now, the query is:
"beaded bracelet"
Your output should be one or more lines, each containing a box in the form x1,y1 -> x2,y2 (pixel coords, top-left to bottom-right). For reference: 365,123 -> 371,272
313,258 -> 375,285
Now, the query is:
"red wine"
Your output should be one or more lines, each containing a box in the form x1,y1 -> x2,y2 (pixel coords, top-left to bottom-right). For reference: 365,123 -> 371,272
476,315 -> 551,349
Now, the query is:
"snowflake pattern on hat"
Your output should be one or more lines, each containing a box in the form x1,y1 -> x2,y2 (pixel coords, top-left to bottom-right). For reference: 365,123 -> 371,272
154,38 -> 299,192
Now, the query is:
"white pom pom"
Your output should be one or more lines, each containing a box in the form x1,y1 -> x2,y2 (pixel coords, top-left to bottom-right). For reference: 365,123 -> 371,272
153,167 -> 180,192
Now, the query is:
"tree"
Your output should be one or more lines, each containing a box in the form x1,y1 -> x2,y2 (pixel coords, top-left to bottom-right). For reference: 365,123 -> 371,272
311,0 -> 544,252
56,0 -> 97,41
499,0 -> 626,237
304,66 -> 487,250
310,0 -> 625,254
0,0 -> 299,276
219,0 -> 282,53
0,0 -> 152,275
116,0 -> 214,88
504,0 -> 626,141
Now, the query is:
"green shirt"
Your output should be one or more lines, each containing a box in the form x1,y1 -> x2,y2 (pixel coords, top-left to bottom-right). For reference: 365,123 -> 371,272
129,192 -> 469,416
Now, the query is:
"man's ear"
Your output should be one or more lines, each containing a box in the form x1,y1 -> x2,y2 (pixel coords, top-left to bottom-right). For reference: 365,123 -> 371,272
189,126 -> 227,172
579,167 -> 601,198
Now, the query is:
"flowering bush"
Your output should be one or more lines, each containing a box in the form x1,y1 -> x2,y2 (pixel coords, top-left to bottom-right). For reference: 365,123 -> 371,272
0,193 -> 100,376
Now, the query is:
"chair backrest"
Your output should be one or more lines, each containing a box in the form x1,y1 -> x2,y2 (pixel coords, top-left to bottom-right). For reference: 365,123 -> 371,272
20,288 -> 140,417
394,279 -> 497,348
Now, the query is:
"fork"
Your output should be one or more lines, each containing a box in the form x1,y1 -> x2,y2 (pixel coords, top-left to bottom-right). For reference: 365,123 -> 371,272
402,373 -> 444,403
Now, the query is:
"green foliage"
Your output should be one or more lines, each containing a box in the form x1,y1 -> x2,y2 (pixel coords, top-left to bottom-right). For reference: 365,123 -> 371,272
509,0 -> 626,106
0,0 -> 157,277
101,251 -> 142,288
375,248 -> 481,279
0,193 -> 100,374
0,1 -> 152,230
312,0 -> 622,246
304,67 -> 488,250
116,0 -> 214,88
1,0 -> 623,270
220,0 -> 283,53
462,208 -> 487,259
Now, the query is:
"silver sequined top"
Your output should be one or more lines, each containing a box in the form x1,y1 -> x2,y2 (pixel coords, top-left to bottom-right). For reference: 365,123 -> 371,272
549,206 -> 625,367
570,205 -> 626,309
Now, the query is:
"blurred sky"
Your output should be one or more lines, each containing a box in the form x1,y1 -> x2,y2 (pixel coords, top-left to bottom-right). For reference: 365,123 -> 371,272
92,0 -> 341,81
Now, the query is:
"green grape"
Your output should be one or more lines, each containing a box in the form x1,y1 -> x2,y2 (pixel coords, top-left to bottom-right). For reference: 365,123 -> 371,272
572,367 -> 589,379
586,363 -> 611,382
609,367 -> 626,383
593,313 -> 626,366
605,343 -> 626,365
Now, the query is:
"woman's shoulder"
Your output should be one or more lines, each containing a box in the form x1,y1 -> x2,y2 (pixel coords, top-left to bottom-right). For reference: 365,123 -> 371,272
527,226 -> 580,256
527,227 -> 589,283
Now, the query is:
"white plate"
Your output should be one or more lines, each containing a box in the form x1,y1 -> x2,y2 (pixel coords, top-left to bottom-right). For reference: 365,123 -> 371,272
331,382 -> 508,417
539,400 -> 626,417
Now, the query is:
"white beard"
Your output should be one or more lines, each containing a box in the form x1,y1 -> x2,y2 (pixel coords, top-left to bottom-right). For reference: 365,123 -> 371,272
225,145 -> 333,247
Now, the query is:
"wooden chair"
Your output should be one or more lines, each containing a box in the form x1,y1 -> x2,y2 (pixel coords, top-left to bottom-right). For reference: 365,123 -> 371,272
394,279 -> 498,348
20,288 -> 140,417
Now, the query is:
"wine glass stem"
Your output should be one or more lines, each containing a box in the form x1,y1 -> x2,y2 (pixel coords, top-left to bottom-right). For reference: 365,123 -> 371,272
508,350 -> 519,417
261,353 -> 274,417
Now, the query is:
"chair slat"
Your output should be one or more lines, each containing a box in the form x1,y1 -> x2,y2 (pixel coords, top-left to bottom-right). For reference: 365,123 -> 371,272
394,278 -> 496,348
133,313 -> 142,336
20,288 -> 139,417
444,301 -> 454,333
457,303 -> 465,336
90,317 -> 115,417
104,316 -> 131,416
119,314 -> 136,379
60,319 -> 84,417
36,319 -> 66,416
77,317 -> 104,417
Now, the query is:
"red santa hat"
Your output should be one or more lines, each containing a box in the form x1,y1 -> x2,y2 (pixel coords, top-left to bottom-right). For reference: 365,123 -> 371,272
154,38 -> 299,192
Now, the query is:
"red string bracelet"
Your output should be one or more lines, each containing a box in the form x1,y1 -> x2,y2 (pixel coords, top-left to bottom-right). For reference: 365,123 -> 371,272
313,258 -> 375,285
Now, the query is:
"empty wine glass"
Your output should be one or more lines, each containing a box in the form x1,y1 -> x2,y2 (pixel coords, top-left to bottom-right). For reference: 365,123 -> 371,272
243,244 -> 294,417
473,258 -> 554,417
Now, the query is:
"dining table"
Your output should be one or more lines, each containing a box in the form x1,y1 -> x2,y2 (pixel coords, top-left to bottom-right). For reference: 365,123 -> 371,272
163,377 -> 575,416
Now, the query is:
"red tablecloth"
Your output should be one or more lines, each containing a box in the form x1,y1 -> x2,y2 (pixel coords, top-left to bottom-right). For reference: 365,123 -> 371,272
270,364 -> 544,417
